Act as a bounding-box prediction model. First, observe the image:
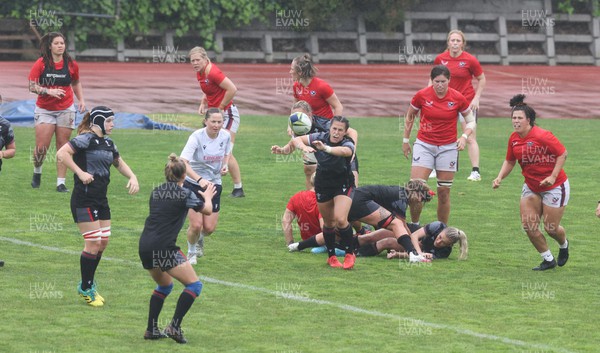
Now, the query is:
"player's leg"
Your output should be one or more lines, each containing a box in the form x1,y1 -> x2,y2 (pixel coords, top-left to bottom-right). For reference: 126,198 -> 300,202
461,117 -> 481,181
144,268 -> 173,339
32,120 -> 56,188
165,256 -> 202,344
520,192 -> 555,270
435,171 -> 453,225
226,106 -> 244,197
186,209 -> 203,264
55,110 -> 75,191
541,181 -> 570,266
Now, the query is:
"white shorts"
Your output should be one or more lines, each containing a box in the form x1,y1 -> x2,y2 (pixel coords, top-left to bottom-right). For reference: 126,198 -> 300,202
34,105 -> 76,129
412,139 -> 458,172
223,105 -> 240,133
521,179 -> 570,208
303,152 -> 317,165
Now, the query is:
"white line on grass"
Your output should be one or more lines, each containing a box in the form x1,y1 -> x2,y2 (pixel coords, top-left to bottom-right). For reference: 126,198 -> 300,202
1,236 -> 574,353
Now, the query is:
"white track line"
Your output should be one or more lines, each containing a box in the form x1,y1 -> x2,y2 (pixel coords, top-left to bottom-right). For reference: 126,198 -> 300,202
0,236 -> 575,353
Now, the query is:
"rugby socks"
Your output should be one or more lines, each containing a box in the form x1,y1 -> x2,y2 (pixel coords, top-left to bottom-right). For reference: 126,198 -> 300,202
171,291 -> 197,329
91,250 -> 103,274
338,224 -> 354,254
34,166 -> 42,174
323,227 -> 336,257
187,241 -> 197,254
80,251 -> 97,290
540,250 -> 554,262
397,234 -> 417,254
234,183 -> 242,189
57,177 -> 66,186
297,236 -> 319,251
559,239 -> 569,249
472,167 -> 480,173
147,285 -> 173,332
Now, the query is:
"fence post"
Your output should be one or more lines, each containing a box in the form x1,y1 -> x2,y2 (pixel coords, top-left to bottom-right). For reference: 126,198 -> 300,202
591,17 -> 600,66
215,32 -> 223,63
262,33 -> 273,63
308,34 -> 319,63
544,0 -> 556,65
117,37 -> 125,62
497,15 -> 509,65
357,15 -> 367,64
67,31 -> 76,59
404,17 -> 413,65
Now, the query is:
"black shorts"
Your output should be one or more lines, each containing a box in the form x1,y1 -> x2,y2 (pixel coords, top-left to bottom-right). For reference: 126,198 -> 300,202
316,185 -> 355,203
183,180 -> 223,212
70,193 -> 111,223
139,247 -> 186,271
348,198 -> 380,222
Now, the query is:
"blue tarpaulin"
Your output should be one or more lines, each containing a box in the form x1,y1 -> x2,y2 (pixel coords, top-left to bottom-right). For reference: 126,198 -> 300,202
0,100 -> 191,131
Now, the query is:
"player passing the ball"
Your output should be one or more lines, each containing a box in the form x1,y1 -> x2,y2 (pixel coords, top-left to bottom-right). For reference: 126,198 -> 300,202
139,153 -> 216,343
289,116 -> 356,269
492,94 -> 570,271
189,46 -> 244,197
57,106 -> 139,306
403,65 -> 476,226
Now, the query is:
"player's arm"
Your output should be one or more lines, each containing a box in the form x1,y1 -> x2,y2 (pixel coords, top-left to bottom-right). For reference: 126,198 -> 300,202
470,73 -> 486,111
326,93 -> 343,116
540,150 -> 567,187
346,127 -> 358,160
0,141 -> 16,159
113,157 -> 139,194
492,160 -> 516,189
402,105 -> 419,158
217,77 -> 237,110
57,143 -> 93,184
71,79 -> 85,112
312,140 -> 352,157
457,108 -> 475,151
198,94 -> 208,115
282,208 -> 297,245
291,135 -> 313,154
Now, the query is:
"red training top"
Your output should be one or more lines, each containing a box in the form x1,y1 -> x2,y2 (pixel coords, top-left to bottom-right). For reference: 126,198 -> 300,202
434,51 -> 483,102
293,77 -> 334,119
28,57 -> 80,111
286,190 -> 322,240
410,86 -> 469,145
196,63 -> 233,110
506,126 -> 567,193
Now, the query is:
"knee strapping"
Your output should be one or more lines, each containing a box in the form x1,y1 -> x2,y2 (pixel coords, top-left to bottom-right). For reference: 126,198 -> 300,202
377,214 -> 394,230
185,281 -> 203,297
437,179 -> 454,188
155,282 -> 174,296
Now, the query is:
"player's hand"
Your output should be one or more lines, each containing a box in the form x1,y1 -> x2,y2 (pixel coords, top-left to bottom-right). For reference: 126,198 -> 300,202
470,98 -> 480,111
220,165 -> 229,176
271,145 -> 283,154
199,182 -> 216,199
49,88 -> 66,99
540,176 -> 556,188
126,176 -> 139,194
198,103 -> 206,115
77,100 -> 86,113
456,136 -> 467,151
596,204 -> 600,218
492,177 -> 501,189
78,171 -> 94,184
402,143 -> 412,159
421,252 -> 433,260
312,140 -> 326,151
387,250 -> 398,259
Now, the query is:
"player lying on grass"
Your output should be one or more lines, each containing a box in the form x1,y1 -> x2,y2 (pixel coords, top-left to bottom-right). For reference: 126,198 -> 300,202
362,221 -> 469,260
288,180 -> 434,262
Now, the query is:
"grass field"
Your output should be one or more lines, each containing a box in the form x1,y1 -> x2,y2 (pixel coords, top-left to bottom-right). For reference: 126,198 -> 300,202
1,115 -> 599,353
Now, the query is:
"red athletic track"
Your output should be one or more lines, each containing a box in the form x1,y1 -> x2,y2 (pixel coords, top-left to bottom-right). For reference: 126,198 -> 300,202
2,61 -> 599,119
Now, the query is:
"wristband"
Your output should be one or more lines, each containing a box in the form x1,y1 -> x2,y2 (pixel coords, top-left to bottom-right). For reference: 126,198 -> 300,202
196,176 -> 202,183
324,146 -> 332,153
402,138 -> 410,144
461,133 -> 469,140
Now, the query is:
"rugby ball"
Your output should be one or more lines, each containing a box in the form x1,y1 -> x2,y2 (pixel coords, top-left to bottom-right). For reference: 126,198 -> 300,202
288,112 -> 312,136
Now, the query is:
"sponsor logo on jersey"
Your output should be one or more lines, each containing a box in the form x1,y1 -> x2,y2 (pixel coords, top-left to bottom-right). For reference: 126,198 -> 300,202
448,102 -> 455,108
441,60 -> 448,65
425,100 -> 433,107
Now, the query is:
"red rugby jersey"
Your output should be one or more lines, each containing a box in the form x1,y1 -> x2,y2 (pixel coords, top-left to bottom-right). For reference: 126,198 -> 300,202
196,63 -> 233,110
28,57 -> 79,111
434,51 -> 483,102
293,77 -> 334,119
410,86 -> 469,145
506,126 -> 567,193
286,190 -> 322,240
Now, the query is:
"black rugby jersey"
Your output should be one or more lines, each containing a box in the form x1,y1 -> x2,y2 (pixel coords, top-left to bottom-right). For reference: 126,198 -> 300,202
356,185 -> 409,219
69,132 -> 120,196
139,182 -> 205,251
308,131 -> 355,189
420,221 -> 452,259
0,116 -> 15,173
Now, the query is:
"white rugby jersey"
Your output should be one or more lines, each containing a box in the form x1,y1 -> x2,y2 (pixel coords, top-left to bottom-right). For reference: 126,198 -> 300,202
181,128 -> 232,184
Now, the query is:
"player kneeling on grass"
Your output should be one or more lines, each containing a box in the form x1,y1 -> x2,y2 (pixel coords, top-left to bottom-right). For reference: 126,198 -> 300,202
139,153 -> 216,343
57,106 -> 139,307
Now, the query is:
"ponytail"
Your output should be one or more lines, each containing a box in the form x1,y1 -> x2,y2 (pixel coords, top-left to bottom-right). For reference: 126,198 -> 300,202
446,227 -> 469,260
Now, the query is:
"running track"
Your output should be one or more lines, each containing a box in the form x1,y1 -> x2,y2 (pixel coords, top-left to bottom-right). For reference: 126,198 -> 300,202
2,61 -> 599,119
